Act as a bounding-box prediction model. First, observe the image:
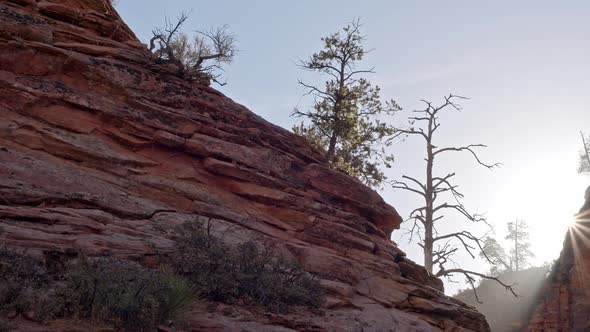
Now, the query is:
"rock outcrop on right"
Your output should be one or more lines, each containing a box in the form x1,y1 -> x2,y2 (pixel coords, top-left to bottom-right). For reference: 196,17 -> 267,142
525,190 -> 590,331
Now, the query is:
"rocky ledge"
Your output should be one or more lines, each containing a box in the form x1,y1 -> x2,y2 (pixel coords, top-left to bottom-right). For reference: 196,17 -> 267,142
0,0 -> 489,331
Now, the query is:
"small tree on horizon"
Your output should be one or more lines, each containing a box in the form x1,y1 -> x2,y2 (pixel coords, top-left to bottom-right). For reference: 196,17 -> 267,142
292,19 -> 401,188
578,131 -> 590,173
480,236 -> 510,275
481,219 -> 534,274
506,219 -> 534,271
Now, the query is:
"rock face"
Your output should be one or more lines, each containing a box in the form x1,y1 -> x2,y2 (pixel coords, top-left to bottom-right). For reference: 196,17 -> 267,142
0,1 -> 489,331
525,192 -> 590,332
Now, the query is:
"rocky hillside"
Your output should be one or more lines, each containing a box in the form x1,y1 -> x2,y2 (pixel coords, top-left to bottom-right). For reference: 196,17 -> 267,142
0,1 -> 489,331
525,192 -> 590,332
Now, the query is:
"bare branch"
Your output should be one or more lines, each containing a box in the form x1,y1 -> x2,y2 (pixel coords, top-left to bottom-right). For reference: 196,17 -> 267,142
390,127 -> 428,141
436,268 -> 518,303
148,13 -> 236,85
297,79 -> 337,102
433,144 -> 501,169
433,231 -> 486,259
433,203 -> 487,224
387,179 -> 426,197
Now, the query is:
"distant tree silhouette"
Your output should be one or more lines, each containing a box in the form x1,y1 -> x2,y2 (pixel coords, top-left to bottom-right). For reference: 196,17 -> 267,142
578,131 -> 590,173
392,95 -> 516,301
506,219 -> 534,271
480,236 -> 510,275
292,19 -> 400,188
481,219 -> 534,274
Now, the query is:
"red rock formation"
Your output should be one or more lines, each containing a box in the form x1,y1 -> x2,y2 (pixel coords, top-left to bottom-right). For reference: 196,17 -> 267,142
0,1 -> 489,330
525,197 -> 590,332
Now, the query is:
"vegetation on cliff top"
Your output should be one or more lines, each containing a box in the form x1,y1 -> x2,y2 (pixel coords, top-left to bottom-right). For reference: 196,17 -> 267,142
293,19 -> 400,188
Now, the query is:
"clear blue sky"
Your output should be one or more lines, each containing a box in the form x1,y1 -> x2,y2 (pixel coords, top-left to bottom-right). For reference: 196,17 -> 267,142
117,1 -> 590,294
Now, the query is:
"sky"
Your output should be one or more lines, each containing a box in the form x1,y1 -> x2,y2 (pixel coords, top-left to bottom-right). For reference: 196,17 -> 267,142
116,1 -> 590,295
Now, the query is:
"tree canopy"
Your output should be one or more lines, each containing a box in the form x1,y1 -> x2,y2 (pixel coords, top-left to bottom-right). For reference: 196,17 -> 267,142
293,19 -> 400,188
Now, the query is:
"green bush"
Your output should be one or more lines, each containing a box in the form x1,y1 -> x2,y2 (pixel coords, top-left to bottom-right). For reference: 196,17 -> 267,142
56,256 -> 198,331
0,248 -> 197,331
234,241 -> 324,311
171,222 -> 239,301
171,222 -> 324,312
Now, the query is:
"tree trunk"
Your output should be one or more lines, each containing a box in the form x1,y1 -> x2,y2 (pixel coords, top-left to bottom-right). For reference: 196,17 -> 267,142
424,222 -> 433,273
514,220 -> 519,271
424,117 -> 435,273
325,61 -> 347,163
581,132 -> 590,169
326,132 -> 337,161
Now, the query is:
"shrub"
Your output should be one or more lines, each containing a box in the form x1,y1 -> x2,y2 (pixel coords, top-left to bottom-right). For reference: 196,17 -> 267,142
56,256 -> 198,331
171,222 -> 324,312
149,12 -> 236,85
234,241 -> 324,312
155,271 -> 198,323
171,222 -> 239,301
0,248 -> 197,331
0,247 -> 50,315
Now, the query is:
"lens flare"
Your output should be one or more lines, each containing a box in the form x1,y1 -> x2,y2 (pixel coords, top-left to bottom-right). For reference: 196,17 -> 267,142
567,212 -> 590,299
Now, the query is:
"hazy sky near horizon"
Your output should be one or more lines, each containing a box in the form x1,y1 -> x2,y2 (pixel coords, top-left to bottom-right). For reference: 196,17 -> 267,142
116,1 -> 590,294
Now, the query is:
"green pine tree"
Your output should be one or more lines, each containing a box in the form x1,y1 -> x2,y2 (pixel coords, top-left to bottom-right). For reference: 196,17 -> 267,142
293,19 -> 400,188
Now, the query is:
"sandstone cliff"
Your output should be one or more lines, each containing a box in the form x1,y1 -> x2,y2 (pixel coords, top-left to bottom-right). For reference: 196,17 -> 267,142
0,1 -> 489,331
525,194 -> 590,332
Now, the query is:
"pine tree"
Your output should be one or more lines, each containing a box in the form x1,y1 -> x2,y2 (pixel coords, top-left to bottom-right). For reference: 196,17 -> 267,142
505,219 -> 534,271
482,219 -> 535,274
293,19 -> 400,188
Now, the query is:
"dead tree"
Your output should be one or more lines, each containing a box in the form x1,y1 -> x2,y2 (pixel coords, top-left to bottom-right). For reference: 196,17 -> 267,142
149,12 -> 189,67
391,94 -> 516,302
149,12 -> 236,85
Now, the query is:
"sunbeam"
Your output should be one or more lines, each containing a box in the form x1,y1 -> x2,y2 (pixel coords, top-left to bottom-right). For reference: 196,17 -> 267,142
568,212 -> 590,299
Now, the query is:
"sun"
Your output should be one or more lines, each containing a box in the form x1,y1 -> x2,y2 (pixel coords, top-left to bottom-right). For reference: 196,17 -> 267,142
570,216 -> 581,228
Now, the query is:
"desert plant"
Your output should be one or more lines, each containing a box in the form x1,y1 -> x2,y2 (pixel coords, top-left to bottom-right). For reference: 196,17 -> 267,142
155,271 -> 199,322
171,222 -> 239,301
0,247 -> 50,315
234,241 -> 323,312
56,256 -> 198,331
149,12 -> 236,85
171,221 -> 324,312
0,247 -> 198,330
